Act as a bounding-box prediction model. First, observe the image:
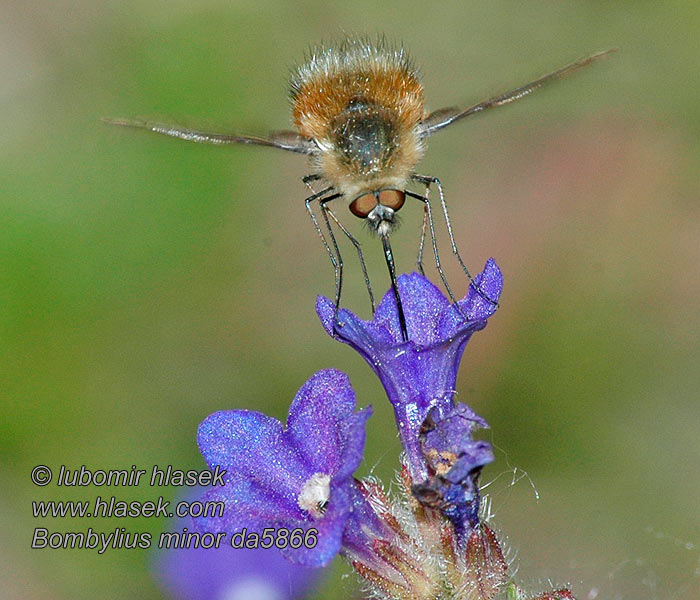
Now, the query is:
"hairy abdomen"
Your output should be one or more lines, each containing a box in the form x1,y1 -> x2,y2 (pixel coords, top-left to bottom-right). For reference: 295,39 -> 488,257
290,40 -> 426,198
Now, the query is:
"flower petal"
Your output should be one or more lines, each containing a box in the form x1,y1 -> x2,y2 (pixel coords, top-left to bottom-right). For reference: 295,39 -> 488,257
280,480 -> 352,567
415,402 -> 494,537
287,369 -> 360,475
198,410 -> 309,498
194,480 -> 344,568
334,406 -> 373,480
374,272 -> 451,345
194,479 -> 303,535
440,258 -> 503,338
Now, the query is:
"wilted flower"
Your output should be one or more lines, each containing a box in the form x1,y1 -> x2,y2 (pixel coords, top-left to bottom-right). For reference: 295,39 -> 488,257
412,402 -> 494,540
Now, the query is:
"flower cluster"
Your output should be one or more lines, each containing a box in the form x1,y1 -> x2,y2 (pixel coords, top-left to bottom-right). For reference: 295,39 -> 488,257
172,260 -> 578,600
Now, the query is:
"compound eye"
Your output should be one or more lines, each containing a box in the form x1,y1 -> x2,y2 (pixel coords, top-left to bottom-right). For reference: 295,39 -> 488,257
349,193 -> 377,218
379,189 -> 405,211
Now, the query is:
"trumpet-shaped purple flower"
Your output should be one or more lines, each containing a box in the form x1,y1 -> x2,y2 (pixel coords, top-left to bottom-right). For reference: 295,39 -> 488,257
195,369 -> 372,567
317,259 -> 503,482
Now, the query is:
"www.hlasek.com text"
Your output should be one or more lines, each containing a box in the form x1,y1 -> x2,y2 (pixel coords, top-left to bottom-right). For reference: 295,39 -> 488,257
32,495 -> 224,519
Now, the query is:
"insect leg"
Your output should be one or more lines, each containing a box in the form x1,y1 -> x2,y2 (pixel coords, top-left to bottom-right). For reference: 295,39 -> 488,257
405,189 -> 468,321
416,204 -> 428,276
302,173 -> 323,186
413,174 -> 498,308
381,233 -> 408,342
303,185 -> 343,310
324,206 -> 376,314
319,200 -> 344,312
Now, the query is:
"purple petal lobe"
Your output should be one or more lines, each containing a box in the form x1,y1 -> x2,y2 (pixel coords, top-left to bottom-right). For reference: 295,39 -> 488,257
198,410 -> 308,495
194,480 -> 302,535
287,369 -> 357,475
374,273 -> 450,345
334,406 -> 372,481
441,258 -> 503,337
316,295 -> 337,337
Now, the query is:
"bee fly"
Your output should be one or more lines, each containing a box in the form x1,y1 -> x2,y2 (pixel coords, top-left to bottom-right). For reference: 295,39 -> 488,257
105,39 -> 615,341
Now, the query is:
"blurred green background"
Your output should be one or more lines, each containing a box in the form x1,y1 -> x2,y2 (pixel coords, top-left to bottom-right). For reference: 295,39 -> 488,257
2,2 -> 698,599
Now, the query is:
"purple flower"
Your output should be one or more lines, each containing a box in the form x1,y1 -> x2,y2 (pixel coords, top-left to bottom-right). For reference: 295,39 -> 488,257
412,402 -> 494,539
156,498 -> 322,600
195,369 -> 372,567
316,259 -> 503,482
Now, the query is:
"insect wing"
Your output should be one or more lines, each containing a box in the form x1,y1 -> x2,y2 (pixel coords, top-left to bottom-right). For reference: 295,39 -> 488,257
102,117 -> 317,154
420,48 -> 617,136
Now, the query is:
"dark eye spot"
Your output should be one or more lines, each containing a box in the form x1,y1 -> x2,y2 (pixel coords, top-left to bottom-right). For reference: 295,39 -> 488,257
350,193 -> 377,218
378,189 -> 405,212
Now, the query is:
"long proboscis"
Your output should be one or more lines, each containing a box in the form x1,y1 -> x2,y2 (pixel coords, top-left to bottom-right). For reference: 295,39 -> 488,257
381,234 -> 408,342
